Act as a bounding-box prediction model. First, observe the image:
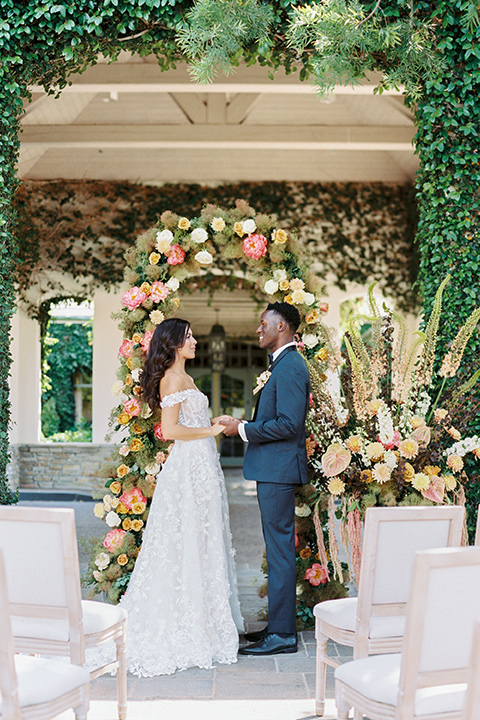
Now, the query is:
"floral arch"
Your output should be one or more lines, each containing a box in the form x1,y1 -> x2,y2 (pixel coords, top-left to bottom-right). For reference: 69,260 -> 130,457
85,199 -> 341,613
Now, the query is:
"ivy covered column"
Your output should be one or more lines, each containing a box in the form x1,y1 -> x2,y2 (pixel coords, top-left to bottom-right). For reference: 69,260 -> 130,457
0,72 -> 23,502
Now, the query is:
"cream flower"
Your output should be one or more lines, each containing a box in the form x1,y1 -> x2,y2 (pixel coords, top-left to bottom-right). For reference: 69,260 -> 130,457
303,292 -> 315,306
243,219 -> 257,234
234,221 -> 244,237
366,399 -> 383,416
345,435 -> 362,453
94,552 -> 110,571
105,511 -> 121,528
412,473 -> 431,491
156,230 -> 173,252
295,504 -> 312,517
150,310 -> 165,325
447,454 -> 464,473
93,570 -> 104,582
156,238 -> 172,254
165,277 -> 180,292
264,279 -> 279,295
178,217 -> 191,230
111,380 -> 124,396
328,477 -> 346,495
131,368 -> 142,382
302,333 -> 318,349
279,279 -> 290,292
410,415 -> 426,429
372,463 -> 391,484
191,227 -> 208,244
144,463 -> 161,475
195,250 -> 213,265
272,228 -> 288,244
94,503 -> 105,519
273,269 -> 287,282
211,217 -> 226,232
434,408 -> 448,422
289,278 -> 305,291
384,450 -> 398,469
365,442 -> 384,461
291,288 -> 307,304
149,252 -> 160,265
444,475 -> 457,491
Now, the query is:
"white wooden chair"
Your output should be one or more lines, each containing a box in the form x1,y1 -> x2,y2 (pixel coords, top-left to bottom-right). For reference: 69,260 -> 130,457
314,505 -> 465,716
0,549 -> 90,720
0,506 -> 127,720
335,545 -> 480,720
462,616 -> 480,720
474,503 -> 480,545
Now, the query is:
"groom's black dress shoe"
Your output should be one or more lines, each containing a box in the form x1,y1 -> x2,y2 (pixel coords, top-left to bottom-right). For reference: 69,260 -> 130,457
238,633 -> 297,656
243,626 -> 268,642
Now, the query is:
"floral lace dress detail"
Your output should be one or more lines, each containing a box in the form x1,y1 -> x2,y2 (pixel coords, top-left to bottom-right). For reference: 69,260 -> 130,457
93,389 -> 244,677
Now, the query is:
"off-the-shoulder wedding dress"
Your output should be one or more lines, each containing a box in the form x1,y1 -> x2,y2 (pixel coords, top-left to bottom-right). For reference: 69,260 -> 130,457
93,389 -> 244,676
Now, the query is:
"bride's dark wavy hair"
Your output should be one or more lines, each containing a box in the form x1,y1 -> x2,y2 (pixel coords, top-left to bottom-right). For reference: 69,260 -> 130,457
140,318 -> 190,410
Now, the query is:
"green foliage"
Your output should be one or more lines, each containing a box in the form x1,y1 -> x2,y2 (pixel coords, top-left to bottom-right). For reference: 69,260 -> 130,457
41,319 -> 92,436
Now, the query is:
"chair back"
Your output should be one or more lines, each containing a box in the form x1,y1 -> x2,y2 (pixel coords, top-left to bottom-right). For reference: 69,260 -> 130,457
462,616 -> 480,720
474,503 -> 480,545
0,506 -> 84,664
0,549 -> 21,720
355,505 -> 464,655
399,546 -> 480,717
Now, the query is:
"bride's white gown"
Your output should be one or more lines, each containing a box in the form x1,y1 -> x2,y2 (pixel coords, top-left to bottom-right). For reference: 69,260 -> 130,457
95,388 -> 244,676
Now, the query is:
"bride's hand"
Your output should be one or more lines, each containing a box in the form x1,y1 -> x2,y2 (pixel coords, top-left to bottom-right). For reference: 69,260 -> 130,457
211,415 -> 233,424
211,421 -> 225,436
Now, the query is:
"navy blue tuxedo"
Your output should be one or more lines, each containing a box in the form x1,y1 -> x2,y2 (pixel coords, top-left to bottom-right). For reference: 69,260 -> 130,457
243,346 -> 310,633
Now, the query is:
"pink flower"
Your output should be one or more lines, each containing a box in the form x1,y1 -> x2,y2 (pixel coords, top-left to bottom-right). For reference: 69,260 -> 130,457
384,430 -> 401,450
167,244 -> 186,266
153,422 -> 164,440
319,302 -> 329,313
122,287 -> 147,311
243,233 -> 267,260
119,487 -> 147,510
123,398 -> 141,417
140,331 -> 154,354
295,533 -> 299,548
304,563 -> 328,586
322,442 -> 351,477
118,339 -> 134,358
309,393 -> 314,407
103,529 -> 126,552
150,282 -> 170,303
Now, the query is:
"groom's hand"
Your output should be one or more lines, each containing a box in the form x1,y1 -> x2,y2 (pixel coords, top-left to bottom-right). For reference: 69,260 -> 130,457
221,419 -> 240,437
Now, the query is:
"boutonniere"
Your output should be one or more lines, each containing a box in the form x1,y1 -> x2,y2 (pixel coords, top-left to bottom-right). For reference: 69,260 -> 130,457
253,370 -> 271,395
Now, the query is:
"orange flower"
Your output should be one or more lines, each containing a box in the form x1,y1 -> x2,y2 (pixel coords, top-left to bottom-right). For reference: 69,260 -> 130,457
300,547 -> 312,560
131,519 -> 144,532
129,438 -> 143,452
345,435 -> 362,453
284,294 -> 294,305
122,518 -> 132,531
139,282 -> 151,296
305,435 -> 317,458
447,427 -> 461,441
447,454 -> 464,473
403,463 -> 415,481
117,502 -> 128,514
117,554 -> 128,566
424,465 -> 441,477
117,412 -> 131,425
398,439 -> 419,459
110,481 -> 122,494
131,421 -> 145,435
132,502 -> 146,515
314,346 -> 328,362
360,469 -> 373,483
116,464 -> 130,478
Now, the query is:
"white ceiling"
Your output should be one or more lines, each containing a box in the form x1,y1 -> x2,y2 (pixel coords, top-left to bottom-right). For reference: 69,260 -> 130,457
19,53 -> 418,184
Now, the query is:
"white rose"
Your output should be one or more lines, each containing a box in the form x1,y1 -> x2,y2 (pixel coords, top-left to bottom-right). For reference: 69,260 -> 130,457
191,227 -> 208,244
95,552 -> 110,571
165,277 -> 180,291
103,495 -> 113,511
384,450 -> 398,469
303,292 -> 315,306
156,229 -> 173,244
111,380 -> 124,396
195,250 -> 213,265
144,463 -> 161,475
273,269 -> 287,282
243,219 -> 256,234
264,279 -> 279,295
105,511 -> 121,528
131,368 -> 141,382
110,497 -> 120,509
302,333 -> 319,349
295,504 -> 312,517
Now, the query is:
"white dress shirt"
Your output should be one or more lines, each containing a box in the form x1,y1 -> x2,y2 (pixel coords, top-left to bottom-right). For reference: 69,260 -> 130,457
238,342 -> 296,442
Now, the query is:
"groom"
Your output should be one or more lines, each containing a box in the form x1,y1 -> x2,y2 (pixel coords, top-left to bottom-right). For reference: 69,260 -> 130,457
222,302 -> 310,655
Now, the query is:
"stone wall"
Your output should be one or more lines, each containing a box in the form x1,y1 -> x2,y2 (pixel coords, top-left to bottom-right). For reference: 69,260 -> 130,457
11,444 -> 114,494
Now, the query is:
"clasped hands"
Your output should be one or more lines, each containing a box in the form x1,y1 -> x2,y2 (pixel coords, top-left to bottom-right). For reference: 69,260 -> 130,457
210,415 -> 241,437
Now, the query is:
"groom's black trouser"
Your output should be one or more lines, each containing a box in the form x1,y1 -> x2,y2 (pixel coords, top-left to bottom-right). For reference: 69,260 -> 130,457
256,481 -> 297,635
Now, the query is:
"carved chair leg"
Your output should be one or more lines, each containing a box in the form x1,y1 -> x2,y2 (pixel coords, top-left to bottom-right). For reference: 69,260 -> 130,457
315,626 -> 329,716
116,630 -> 128,720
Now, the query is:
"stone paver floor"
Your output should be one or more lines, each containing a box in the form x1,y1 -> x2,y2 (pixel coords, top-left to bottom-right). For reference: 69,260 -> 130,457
18,469 -> 349,719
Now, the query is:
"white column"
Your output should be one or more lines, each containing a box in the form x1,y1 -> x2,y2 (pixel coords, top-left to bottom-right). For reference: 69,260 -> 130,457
92,287 -> 125,443
9,307 -> 41,444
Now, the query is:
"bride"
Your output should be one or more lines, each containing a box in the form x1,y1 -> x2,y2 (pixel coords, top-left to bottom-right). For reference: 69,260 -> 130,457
111,317 -> 244,676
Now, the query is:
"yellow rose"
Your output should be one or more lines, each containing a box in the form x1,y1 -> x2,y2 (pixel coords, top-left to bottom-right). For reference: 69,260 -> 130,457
172,298 -> 180,309
133,385 -> 142,396
150,310 -> 165,325
131,519 -> 144,532
291,289 -> 306,304
444,475 -> 457,491
124,375 -> 134,387
117,412 -> 131,425
117,554 -> 129,566
284,294 -> 294,305
314,346 -> 328,362
305,310 -> 320,324
279,279 -> 290,292
149,252 -> 160,265
140,282 -> 151,296
122,518 -> 132,531
234,221 -> 244,237
126,357 -> 134,370
116,464 -> 130,478
211,217 -> 226,232
110,481 -> 122,494
404,462 -> 415,481
289,278 -> 305,291
132,502 -> 146,515
131,421 -> 145,435
129,438 -> 144,452
132,333 -> 142,344
117,502 -> 128,514
272,228 -> 287,244
424,465 -> 441,477
178,217 -> 191,230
